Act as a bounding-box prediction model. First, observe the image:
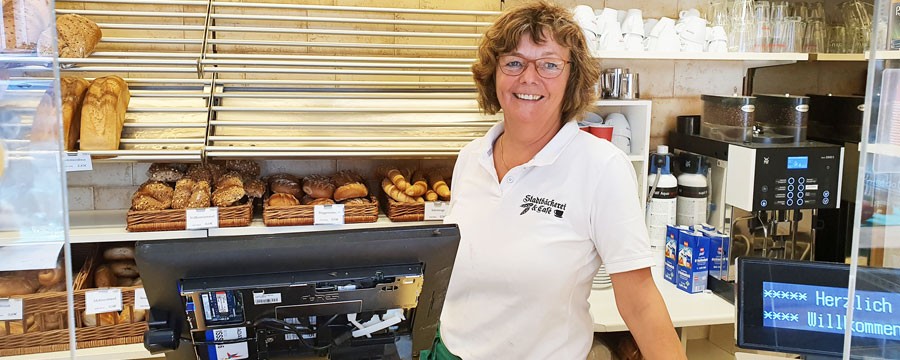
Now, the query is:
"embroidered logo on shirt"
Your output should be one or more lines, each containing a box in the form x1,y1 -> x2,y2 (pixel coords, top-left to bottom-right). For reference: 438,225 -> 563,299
519,195 -> 567,218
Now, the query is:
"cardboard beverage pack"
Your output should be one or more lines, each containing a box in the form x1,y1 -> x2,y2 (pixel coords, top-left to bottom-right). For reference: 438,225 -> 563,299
706,232 -> 730,281
664,225 -> 689,284
676,230 -> 709,293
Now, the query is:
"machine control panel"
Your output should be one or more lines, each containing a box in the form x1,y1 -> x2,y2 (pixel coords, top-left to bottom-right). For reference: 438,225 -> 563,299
726,144 -> 843,211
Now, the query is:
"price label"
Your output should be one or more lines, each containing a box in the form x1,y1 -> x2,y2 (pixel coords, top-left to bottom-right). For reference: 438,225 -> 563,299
253,292 -> 282,305
85,288 -> 123,315
0,298 -> 23,320
134,288 -> 150,310
63,152 -> 92,172
425,201 -> 450,220
186,207 -> 219,230
314,204 -> 345,225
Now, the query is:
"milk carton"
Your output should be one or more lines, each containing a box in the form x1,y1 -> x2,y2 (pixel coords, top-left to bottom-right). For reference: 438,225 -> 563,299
676,230 -> 709,293
664,225 -> 689,284
706,232 -> 730,281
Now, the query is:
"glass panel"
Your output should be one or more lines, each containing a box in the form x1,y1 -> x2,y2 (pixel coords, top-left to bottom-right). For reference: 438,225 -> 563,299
850,0 -> 900,358
0,0 -> 74,356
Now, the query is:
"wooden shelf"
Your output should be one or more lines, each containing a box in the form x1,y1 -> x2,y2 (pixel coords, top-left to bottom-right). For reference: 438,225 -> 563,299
68,210 -> 207,243
592,51 -> 808,61
208,215 -> 440,237
810,53 -> 865,61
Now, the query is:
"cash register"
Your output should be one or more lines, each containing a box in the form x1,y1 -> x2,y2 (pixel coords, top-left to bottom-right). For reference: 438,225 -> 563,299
135,225 -> 460,360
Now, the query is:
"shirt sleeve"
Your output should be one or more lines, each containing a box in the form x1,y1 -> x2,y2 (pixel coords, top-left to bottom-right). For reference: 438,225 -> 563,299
589,152 -> 655,274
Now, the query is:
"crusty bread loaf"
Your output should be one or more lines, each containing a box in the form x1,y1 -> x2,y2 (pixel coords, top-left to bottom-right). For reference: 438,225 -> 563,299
103,246 -> 135,261
0,271 -> 40,297
80,76 -> 129,151
269,176 -> 301,197
131,181 -> 174,211
60,77 -> 90,151
93,264 -> 116,288
212,185 -> 244,207
244,178 -> 266,199
267,193 -> 299,207
54,14 -> 101,58
334,183 -> 367,202
301,195 -> 335,206
302,175 -> 334,199
2,0 -> 52,50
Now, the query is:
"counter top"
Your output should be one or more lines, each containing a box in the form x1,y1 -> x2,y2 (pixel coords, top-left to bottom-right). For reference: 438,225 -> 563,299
589,268 -> 735,332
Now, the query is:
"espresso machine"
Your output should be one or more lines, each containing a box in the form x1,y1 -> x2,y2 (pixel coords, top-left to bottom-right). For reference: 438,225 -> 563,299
669,94 -> 845,301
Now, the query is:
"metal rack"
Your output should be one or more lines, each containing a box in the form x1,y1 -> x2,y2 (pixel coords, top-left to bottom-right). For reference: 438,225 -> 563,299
44,0 -> 500,160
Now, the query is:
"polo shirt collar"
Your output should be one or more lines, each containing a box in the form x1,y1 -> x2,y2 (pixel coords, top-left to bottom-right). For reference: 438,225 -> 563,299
479,120 -> 579,168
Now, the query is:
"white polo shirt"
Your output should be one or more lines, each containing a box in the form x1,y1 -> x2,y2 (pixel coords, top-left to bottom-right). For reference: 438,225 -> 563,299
440,120 -> 653,360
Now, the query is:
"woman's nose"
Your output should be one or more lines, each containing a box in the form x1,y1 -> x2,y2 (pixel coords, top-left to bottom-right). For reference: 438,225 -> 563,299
518,62 -> 540,83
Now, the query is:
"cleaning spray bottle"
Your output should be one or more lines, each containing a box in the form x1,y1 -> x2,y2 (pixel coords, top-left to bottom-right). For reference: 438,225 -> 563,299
646,145 -> 677,257
676,153 -> 709,227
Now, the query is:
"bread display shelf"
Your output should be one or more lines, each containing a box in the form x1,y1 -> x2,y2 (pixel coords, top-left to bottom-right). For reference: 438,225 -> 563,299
262,196 -> 379,227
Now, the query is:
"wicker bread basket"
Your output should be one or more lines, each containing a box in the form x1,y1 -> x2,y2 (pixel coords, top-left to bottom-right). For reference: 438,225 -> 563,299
126,202 -> 252,232
263,196 -> 379,226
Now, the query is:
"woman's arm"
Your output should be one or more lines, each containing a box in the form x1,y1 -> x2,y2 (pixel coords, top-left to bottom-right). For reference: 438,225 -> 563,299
610,267 -> 687,360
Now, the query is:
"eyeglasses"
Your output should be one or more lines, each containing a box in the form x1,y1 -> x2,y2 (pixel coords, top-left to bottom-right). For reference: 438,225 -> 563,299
497,55 -> 572,79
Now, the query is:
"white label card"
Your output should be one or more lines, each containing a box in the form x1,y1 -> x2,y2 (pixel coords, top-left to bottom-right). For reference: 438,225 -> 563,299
63,152 -> 93,172
0,298 -> 23,320
186,207 -> 219,230
425,201 -> 450,220
253,292 -> 282,305
211,327 -> 249,360
134,288 -> 150,310
85,288 -> 123,315
314,204 -> 345,225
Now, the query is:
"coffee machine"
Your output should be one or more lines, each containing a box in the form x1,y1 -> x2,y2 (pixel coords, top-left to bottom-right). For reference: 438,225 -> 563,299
669,94 -> 845,301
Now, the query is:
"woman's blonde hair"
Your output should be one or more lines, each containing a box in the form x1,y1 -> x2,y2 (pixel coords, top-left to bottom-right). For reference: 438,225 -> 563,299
472,0 -> 599,124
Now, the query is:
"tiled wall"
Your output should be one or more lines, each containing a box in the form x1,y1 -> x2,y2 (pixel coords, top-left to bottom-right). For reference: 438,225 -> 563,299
65,0 -> 868,210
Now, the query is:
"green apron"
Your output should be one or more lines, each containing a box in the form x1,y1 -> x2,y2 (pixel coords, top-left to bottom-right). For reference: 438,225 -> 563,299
419,325 -> 462,360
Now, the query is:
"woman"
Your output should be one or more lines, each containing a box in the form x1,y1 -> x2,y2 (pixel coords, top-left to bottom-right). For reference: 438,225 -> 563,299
435,1 -> 686,359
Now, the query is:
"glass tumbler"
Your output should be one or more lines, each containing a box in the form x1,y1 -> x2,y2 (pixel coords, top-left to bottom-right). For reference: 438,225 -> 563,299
753,1 -> 772,52
802,19 -> 826,53
827,25 -> 847,53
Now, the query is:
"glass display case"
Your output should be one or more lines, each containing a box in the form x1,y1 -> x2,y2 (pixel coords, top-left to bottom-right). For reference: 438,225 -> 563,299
0,0 -> 74,356
847,0 -> 900,358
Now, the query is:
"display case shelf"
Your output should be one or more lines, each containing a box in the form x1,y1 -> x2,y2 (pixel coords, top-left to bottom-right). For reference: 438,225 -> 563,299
810,53 -> 866,61
864,143 -> 900,157
68,210 -> 207,243
2,343 -> 160,360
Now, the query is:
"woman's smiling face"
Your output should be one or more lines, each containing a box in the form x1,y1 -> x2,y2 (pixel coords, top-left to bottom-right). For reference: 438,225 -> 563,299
495,31 -> 570,129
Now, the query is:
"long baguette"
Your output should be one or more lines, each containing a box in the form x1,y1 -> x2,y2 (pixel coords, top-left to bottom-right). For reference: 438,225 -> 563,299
382,178 -> 416,203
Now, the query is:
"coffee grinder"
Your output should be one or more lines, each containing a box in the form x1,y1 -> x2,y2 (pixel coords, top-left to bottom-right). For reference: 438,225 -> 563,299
669,94 -> 844,302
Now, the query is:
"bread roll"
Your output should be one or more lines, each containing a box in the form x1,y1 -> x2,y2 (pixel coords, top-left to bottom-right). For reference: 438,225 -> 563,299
148,163 -> 184,183
109,261 -> 139,278
82,311 -> 116,327
59,77 -> 90,151
212,185 -> 244,207
302,175 -> 334,199
301,195 -> 335,206
404,170 -> 427,197
37,261 -> 65,287
187,180 -> 211,208
332,170 -> 368,201
382,178 -> 416,203
269,176 -> 301,197
267,193 -> 299,207
171,178 -> 195,209
225,160 -> 260,178
131,181 -> 174,211
0,272 -> 40,297
244,178 -> 266,199
216,172 -> 244,190
93,264 -> 116,288
186,164 -> 213,183
116,277 -> 133,287
80,76 -> 130,151
103,246 -> 135,261
54,14 -> 102,58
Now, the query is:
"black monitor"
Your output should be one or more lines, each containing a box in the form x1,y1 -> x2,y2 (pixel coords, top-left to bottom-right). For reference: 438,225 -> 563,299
135,224 -> 460,360
737,257 -> 900,359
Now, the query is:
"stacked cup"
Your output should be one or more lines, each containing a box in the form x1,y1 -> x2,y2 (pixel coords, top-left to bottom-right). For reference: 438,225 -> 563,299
675,9 -> 708,52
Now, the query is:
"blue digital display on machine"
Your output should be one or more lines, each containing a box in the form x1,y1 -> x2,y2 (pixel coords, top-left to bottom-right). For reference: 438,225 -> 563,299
763,282 -> 900,341
787,156 -> 808,169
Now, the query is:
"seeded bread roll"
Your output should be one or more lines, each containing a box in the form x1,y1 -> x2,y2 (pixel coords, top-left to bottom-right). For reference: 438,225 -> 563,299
212,185 -> 244,207
301,195 -> 335,206
187,180 -> 211,208
52,14 -> 102,58
171,178 -> 195,209
302,175 -> 335,199
216,172 -> 244,190
225,160 -> 260,178
244,179 -> 266,199
267,193 -> 300,207
269,175 -> 301,198
148,163 -> 184,183
131,181 -> 174,211
80,76 -> 130,151
186,164 -> 212,183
